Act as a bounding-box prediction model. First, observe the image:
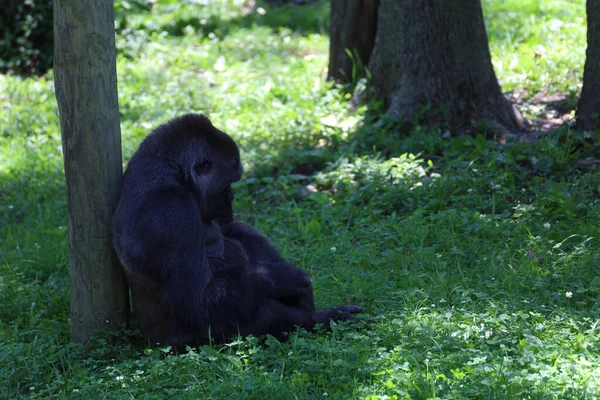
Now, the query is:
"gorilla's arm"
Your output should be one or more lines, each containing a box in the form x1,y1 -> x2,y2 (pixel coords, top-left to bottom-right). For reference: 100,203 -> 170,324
123,189 -> 215,323
115,187 -> 248,333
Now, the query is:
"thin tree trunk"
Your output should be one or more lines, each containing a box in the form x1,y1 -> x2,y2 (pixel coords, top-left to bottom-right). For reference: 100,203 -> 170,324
54,0 -> 129,344
328,0 -> 380,82
369,0 -> 525,134
576,0 -> 600,131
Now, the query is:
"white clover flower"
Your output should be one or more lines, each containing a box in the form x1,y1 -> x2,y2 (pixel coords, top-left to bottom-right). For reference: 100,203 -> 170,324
330,246 -> 337,252
543,222 -> 551,229
566,291 -> 573,299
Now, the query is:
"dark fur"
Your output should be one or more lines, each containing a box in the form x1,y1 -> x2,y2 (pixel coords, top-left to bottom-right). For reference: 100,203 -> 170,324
112,114 -> 361,349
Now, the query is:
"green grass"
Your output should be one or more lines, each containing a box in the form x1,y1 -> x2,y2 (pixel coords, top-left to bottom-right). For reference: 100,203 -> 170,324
485,0 -> 585,94
1,0 -> 599,398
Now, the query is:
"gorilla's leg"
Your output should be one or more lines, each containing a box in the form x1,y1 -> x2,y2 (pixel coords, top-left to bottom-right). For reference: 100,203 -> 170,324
245,299 -> 314,337
246,284 -> 362,339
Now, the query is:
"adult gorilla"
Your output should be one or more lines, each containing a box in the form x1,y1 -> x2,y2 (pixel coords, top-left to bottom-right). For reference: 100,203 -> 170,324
112,114 -> 361,349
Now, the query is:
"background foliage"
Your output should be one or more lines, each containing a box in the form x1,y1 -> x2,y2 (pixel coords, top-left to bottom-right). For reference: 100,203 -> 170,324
0,0 -> 54,75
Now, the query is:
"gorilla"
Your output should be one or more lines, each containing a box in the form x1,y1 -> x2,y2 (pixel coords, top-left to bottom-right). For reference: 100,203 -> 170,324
112,114 -> 361,350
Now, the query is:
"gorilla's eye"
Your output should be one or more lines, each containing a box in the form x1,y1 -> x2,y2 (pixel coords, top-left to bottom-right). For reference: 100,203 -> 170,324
194,161 -> 213,175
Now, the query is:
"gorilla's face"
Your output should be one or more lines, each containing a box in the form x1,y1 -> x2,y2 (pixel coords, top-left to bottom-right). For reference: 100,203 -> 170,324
186,136 -> 243,222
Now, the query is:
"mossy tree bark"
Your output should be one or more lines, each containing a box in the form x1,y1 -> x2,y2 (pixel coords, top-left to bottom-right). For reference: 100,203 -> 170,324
576,0 -> 600,131
328,0 -> 380,82
368,0 -> 525,134
54,0 -> 129,344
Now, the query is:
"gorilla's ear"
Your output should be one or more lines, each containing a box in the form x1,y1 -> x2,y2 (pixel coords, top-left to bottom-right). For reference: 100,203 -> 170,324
203,220 -> 224,259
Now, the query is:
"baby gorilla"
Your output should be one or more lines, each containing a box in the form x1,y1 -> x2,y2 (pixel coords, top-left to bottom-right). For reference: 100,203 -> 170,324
112,114 -> 361,349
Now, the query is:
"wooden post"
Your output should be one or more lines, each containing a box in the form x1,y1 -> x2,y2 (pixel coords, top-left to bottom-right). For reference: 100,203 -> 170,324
54,0 -> 129,343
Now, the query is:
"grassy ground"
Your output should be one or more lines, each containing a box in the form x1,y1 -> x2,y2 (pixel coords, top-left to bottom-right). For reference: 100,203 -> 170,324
1,0 -> 599,398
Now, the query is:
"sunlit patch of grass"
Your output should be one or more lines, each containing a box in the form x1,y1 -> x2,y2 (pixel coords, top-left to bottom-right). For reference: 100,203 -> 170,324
484,0 -> 586,96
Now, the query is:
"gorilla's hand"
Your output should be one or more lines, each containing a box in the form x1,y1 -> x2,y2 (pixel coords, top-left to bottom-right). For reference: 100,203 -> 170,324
214,187 -> 235,224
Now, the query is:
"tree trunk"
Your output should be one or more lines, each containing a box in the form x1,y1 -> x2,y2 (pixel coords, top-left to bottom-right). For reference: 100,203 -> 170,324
369,0 -> 525,134
328,0 -> 380,82
576,0 -> 600,131
54,0 -> 129,344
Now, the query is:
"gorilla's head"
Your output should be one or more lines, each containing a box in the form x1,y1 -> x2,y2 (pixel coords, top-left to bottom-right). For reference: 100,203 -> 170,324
141,113 -> 243,221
